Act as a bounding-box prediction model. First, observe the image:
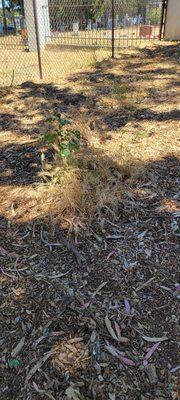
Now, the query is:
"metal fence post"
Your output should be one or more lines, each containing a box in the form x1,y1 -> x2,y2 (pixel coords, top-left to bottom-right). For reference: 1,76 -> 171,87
159,0 -> 168,40
111,0 -> 115,58
32,0 -> 43,79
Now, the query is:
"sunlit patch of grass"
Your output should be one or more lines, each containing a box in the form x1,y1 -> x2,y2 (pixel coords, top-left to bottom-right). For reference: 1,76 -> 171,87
0,43 -> 179,227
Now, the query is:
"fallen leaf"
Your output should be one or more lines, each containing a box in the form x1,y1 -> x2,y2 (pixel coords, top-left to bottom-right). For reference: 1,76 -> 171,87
92,282 -> 107,298
109,394 -> 116,400
65,386 -> 85,400
33,382 -> 56,400
105,343 -> 136,366
106,250 -> 116,260
11,337 -> 25,357
105,342 -> 125,357
32,335 -> 47,350
25,350 -> 54,384
135,277 -> 156,292
8,359 -> 21,368
142,335 -> 168,343
143,342 -> 161,366
145,363 -> 158,384
124,299 -> 131,315
0,246 -> 11,256
105,316 -> 118,341
118,355 -> 136,366
106,235 -> 123,240
137,230 -> 147,239
170,365 -> 180,373
114,321 -> 121,338
105,317 -> 129,343
0,267 -> 15,279
48,270 -> 71,279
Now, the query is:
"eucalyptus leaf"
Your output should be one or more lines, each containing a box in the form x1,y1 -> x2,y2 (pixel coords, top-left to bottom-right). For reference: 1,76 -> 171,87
59,118 -> 71,126
44,132 -> 57,143
8,359 -> 21,368
61,148 -> 71,158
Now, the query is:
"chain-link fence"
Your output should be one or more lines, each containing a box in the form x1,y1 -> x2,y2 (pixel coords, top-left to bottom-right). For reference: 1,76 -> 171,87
0,0 -> 163,86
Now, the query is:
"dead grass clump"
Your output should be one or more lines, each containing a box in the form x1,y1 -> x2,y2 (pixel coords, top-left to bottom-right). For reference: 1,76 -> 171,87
52,337 -> 89,375
40,142 -> 149,223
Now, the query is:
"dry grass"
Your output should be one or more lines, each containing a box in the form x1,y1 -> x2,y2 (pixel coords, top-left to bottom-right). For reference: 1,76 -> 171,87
0,42 -> 179,227
0,27 -> 160,86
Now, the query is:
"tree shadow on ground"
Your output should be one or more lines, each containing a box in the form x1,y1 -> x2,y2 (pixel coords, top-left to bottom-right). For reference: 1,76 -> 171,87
0,42 -> 179,142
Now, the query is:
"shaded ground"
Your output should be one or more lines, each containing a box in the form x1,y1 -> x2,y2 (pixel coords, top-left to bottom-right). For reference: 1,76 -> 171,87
0,43 -> 179,400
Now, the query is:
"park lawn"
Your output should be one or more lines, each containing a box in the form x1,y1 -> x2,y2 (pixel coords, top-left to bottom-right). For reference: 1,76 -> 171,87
0,42 -> 179,399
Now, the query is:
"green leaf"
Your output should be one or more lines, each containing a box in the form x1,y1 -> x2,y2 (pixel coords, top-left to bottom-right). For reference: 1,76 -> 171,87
60,148 -> 71,158
55,113 -> 61,120
8,359 -> 21,368
59,119 -> 71,126
69,140 -> 79,151
46,118 -> 53,124
44,132 -> 57,143
74,130 -> 81,139
58,131 -> 67,138
60,142 -> 68,149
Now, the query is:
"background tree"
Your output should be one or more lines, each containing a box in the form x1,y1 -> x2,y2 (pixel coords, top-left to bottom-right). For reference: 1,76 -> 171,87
2,0 -> 7,32
1,0 -> 24,33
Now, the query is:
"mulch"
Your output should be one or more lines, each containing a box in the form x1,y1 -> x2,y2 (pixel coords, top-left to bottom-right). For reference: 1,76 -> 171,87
0,155 -> 179,399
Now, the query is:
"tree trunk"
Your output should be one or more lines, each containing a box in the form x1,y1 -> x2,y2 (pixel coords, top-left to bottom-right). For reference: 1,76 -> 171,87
20,0 -> 25,17
2,0 -> 7,33
10,1 -> 16,34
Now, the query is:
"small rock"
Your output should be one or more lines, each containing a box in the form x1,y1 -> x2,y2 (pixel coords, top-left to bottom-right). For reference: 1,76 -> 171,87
98,374 -> 104,382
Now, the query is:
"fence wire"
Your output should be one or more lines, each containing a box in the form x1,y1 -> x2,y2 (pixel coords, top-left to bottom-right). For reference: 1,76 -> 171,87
0,0 -> 162,86
0,1 -> 40,86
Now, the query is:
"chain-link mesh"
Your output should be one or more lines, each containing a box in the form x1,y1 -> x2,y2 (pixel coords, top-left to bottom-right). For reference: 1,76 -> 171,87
0,1 -> 40,86
0,0 -> 162,86
115,0 -> 162,49
40,0 -> 112,81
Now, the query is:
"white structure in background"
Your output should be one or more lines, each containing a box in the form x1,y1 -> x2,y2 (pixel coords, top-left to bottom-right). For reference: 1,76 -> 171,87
165,0 -> 180,40
73,22 -> 79,36
24,0 -> 51,51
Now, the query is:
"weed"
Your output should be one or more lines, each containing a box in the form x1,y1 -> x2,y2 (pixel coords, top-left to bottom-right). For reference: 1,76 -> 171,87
136,130 -> 149,138
111,79 -> 131,100
43,114 -> 81,160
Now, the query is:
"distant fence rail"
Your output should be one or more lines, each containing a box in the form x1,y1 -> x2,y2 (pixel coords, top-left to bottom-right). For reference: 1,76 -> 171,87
0,0 -> 163,86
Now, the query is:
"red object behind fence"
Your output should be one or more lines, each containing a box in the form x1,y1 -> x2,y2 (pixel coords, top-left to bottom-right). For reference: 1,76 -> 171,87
140,25 -> 153,38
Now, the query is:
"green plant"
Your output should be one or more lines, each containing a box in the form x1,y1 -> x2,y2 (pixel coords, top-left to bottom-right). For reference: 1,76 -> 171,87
111,79 -> 131,100
147,8 -> 161,25
44,114 -> 81,160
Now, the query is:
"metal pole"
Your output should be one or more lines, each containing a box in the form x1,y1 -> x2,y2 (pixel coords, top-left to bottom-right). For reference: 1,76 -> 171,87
159,0 -> 165,40
111,0 -> 115,58
159,0 -> 168,40
32,0 -> 43,79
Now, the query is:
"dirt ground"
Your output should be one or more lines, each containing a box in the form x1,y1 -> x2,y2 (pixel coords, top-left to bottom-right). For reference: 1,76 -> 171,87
0,42 -> 180,400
